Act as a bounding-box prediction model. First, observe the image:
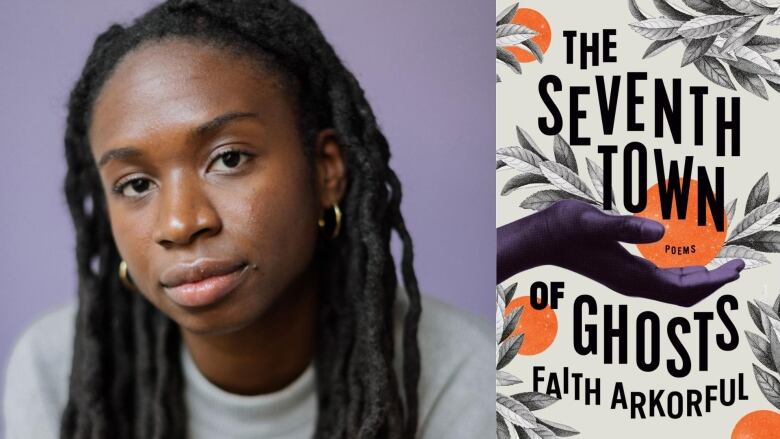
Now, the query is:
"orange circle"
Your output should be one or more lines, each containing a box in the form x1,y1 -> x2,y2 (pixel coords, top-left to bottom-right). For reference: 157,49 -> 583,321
504,296 -> 558,355
635,179 -> 727,268
732,410 -> 780,439
504,8 -> 552,64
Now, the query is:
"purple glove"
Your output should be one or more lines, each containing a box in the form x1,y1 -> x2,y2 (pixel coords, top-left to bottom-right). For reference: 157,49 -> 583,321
497,199 -> 745,307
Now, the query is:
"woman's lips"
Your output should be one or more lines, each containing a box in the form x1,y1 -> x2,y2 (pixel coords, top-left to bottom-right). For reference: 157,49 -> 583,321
161,261 -> 249,308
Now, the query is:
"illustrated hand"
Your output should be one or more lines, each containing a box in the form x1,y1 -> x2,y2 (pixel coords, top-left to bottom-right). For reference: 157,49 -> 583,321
497,199 -> 745,307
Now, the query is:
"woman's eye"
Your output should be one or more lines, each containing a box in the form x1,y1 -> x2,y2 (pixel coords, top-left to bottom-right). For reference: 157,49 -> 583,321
114,177 -> 155,198
209,150 -> 250,172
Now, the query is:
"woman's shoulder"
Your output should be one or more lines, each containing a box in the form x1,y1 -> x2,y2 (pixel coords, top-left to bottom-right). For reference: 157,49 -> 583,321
3,300 -> 76,439
393,291 -> 494,438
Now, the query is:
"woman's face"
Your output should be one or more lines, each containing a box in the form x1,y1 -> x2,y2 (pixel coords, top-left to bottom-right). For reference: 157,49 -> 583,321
88,38 -> 343,335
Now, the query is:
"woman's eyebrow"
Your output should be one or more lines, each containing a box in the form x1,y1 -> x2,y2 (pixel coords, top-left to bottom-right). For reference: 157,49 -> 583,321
97,111 -> 260,169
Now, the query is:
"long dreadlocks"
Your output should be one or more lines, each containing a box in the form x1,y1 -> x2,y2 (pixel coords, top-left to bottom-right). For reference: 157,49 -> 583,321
60,1 -> 422,438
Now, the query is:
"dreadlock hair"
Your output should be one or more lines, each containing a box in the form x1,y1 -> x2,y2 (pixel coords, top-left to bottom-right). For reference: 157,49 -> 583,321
60,1 -> 422,438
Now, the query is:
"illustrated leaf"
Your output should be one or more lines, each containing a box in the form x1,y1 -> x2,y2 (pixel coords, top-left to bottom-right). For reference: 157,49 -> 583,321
752,0 -> 780,7
758,300 -> 780,322
501,174 -> 549,196
683,0 -> 733,13
644,37 -> 684,58
694,56 -> 737,90
523,40 -> 544,63
722,15 -> 765,53
497,147 -> 543,175
497,159 -> 507,169
730,66 -> 769,99
520,190 -> 587,211
529,424 -> 558,439
726,198 -> 738,226
496,3 -> 519,26
496,413 -> 512,439
497,24 -> 538,46
504,283 -> 518,303
501,305 -> 523,343
750,300 -> 766,333
654,0 -> 695,20
497,370 -> 524,386
516,127 -> 549,160
708,245 -> 771,269
540,161 -> 595,200
746,173 -> 770,215
682,36 -> 718,66
497,283 -> 509,306
770,78 -> 780,92
629,0 -> 649,20
745,35 -> 780,53
496,394 -> 537,428
769,320 -> 780,373
512,392 -> 560,411
770,10 -> 780,25
753,364 -> 780,410
733,230 -> 780,252
727,46 -> 776,74
536,417 -> 581,437
722,0 -> 776,13
497,333 -> 524,369
728,201 -> 780,241
630,18 -> 686,40
775,294 -> 780,316
497,47 -> 523,75
553,135 -> 578,173
496,304 -> 504,344
586,158 -> 620,212
746,330 -> 778,371
678,15 -> 747,39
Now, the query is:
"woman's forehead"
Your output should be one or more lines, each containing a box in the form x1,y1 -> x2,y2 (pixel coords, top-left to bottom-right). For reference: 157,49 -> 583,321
88,38 -> 289,152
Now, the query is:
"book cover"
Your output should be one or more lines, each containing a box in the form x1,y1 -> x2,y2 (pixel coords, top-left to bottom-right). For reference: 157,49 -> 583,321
496,1 -> 780,437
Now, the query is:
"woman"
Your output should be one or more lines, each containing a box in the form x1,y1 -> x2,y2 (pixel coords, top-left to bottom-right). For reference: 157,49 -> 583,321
2,1 -> 493,438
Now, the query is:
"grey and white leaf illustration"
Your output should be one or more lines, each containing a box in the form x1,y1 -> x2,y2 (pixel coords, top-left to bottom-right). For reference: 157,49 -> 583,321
586,158 -> 620,212
497,394 -> 537,428
523,40 -> 545,63
678,15 -> 747,39
629,0 -> 649,20
683,0 -> 732,13
520,190 -> 584,211
774,294 -> 780,316
517,126 -> 549,160
553,135 -> 578,173
722,0 -> 776,13
504,283 -> 518,304
768,320 -> 780,373
497,24 -> 538,46
729,66 -> 769,98
498,47 -> 523,74
708,245 -> 771,269
752,0 -> 780,7
727,46 -> 776,75
746,172 -> 770,215
630,18 -> 686,40
496,414 -> 512,439
497,3 -> 519,26
707,38 -> 739,61
502,174 -> 549,196
728,201 -> 780,241
497,159 -> 507,170
757,299 -> 780,323
745,35 -> 780,53
512,392 -> 560,411
496,305 -> 504,344
722,15 -> 765,53
749,300 -> 767,333
540,161 -> 595,201
746,330 -> 778,371
497,283 -> 509,306
527,424 -> 557,439
497,334 -> 525,369
769,9 -> 780,25
497,370 -> 524,386
644,37 -> 683,58
501,305 -> 523,343
753,364 -> 780,410
726,198 -> 738,226
694,56 -> 737,89
654,0 -> 695,20
682,35 -> 718,66
735,230 -> 780,253
497,147 -> 543,175
536,417 -> 580,437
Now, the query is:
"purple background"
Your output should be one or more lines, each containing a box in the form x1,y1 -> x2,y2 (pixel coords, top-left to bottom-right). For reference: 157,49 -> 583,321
0,0 -> 494,430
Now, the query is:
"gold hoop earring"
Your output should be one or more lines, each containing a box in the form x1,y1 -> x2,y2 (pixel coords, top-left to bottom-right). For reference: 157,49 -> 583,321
318,203 -> 342,239
119,260 -> 137,291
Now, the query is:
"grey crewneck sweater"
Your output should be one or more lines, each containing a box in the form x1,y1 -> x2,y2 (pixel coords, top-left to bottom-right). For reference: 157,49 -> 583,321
3,293 -> 493,438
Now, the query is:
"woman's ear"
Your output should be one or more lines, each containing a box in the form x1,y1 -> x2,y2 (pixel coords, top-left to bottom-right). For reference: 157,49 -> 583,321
313,128 -> 347,207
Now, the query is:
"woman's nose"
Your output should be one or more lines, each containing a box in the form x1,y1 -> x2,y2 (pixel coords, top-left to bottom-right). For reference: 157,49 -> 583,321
153,171 -> 222,248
